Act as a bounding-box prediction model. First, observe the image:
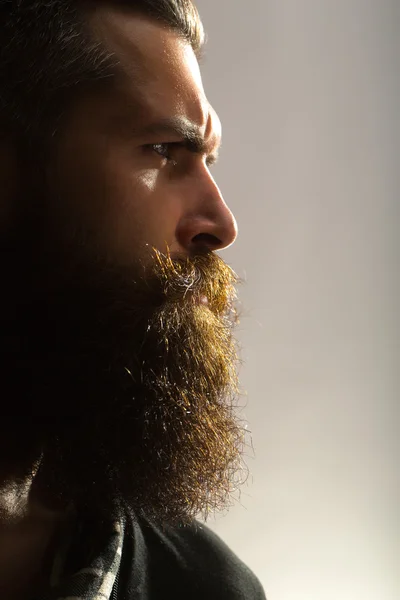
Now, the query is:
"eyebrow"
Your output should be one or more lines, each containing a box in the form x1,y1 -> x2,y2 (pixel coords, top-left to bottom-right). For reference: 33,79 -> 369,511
133,116 -> 221,165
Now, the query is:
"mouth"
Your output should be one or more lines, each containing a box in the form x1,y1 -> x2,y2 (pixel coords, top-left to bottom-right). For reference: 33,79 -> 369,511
188,294 -> 209,308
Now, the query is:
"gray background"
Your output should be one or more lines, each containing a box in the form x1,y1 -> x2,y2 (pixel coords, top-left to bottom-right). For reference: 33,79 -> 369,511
196,1 -> 399,598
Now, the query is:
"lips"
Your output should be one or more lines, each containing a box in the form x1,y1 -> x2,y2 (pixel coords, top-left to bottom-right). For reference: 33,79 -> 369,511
198,295 -> 209,306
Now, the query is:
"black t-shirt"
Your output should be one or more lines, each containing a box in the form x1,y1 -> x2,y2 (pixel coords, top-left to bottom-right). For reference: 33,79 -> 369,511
36,507 -> 266,600
115,511 -> 267,600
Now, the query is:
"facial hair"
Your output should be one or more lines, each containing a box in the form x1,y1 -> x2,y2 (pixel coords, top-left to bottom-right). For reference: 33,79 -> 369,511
0,219 -> 247,526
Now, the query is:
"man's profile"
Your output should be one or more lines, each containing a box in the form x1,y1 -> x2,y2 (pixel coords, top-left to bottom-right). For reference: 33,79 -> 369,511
0,1 -> 266,598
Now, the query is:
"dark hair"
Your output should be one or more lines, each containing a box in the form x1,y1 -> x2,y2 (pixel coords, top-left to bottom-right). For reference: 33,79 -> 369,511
0,0 -> 204,143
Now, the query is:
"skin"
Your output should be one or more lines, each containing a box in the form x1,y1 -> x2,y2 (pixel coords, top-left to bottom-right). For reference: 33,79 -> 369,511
0,7 -> 238,600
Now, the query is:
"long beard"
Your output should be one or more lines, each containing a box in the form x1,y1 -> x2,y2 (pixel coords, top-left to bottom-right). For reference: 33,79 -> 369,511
0,237 -> 247,525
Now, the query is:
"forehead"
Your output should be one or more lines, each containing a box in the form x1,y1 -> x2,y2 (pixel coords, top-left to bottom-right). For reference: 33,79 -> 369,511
89,7 -> 221,139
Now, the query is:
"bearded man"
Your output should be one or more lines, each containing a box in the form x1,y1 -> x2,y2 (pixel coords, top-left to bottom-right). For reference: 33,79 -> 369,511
0,1 -> 266,599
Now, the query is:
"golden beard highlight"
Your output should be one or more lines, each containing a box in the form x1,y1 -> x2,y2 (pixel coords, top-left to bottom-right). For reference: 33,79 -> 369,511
126,250 -> 245,523
4,247 -> 250,526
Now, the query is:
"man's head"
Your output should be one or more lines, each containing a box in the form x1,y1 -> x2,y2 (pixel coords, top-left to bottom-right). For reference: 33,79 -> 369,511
0,0 -> 246,526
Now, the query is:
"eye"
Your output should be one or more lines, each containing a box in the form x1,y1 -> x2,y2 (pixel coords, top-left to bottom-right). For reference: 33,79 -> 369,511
147,143 -> 178,165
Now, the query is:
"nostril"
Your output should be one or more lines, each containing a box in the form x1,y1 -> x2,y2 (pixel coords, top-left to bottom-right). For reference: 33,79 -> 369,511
192,233 -> 222,249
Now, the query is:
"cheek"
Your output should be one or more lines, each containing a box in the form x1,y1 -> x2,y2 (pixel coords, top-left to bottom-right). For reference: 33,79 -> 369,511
49,132 -> 182,263
70,148 -> 184,263
111,169 -> 182,262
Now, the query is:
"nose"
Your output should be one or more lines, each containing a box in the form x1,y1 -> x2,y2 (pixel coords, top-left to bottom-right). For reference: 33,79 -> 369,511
176,170 -> 238,253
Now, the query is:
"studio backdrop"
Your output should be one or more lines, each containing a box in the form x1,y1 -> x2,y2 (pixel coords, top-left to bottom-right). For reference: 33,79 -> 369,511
196,1 -> 399,599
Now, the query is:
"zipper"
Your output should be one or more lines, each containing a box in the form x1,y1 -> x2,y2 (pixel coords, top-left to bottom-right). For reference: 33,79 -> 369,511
112,564 -> 120,600
112,514 -> 125,600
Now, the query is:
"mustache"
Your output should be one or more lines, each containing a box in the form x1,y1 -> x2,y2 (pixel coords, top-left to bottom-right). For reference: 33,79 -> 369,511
2,244 -> 239,330
76,246 -> 239,309
152,248 -> 238,313
49,246 -> 241,342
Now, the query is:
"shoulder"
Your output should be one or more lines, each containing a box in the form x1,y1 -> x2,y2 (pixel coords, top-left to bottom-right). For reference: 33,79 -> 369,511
122,511 -> 266,600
